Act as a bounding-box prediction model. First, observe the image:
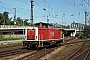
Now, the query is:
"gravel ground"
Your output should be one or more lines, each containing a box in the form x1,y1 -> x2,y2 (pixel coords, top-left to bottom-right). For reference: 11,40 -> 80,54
47,43 -> 83,60
37,41 -> 84,60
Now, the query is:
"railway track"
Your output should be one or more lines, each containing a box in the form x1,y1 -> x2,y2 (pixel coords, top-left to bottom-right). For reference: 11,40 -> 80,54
0,37 -> 88,60
0,42 -> 22,52
18,38 -> 89,60
0,46 -> 56,60
65,40 -> 90,60
19,48 -> 55,60
0,48 -> 34,58
64,40 -> 90,45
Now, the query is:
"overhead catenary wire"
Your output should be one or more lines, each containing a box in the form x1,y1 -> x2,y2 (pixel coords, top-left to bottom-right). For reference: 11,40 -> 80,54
34,1 -> 49,14
80,0 -> 86,11
1,0 -> 87,25
0,0 -> 61,24
16,0 -> 61,19
16,0 -> 49,17
0,2 -> 31,19
0,6 -> 29,15
0,5 -> 13,12
64,0 -> 85,11
84,0 -> 90,8
16,0 -> 86,24
43,0 -> 58,17
0,1 -> 44,18
0,1 -> 30,11
16,0 -> 28,4
17,0 -> 56,16
34,1 -> 55,22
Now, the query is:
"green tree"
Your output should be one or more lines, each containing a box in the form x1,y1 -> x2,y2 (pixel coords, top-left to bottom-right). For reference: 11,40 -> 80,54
84,26 -> 90,38
0,11 -> 30,25
0,11 -> 13,25
0,13 -> 3,25
3,11 -> 9,25
17,17 -> 23,26
16,18 -> 30,26
24,19 -> 30,26
9,17 -> 14,25
66,25 -> 70,28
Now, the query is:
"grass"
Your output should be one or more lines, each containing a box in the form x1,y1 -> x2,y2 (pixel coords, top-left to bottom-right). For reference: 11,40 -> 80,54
0,35 -> 22,41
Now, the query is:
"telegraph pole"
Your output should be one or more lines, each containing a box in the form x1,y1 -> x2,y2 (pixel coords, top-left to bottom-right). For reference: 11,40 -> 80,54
85,11 -> 87,26
88,18 -> 90,26
30,0 -> 34,26
47,16 -> 49,23
14,8 -> 16,26
84,11 -> 88,38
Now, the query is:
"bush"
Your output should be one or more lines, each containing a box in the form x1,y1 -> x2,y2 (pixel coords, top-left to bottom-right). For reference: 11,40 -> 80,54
75,33 -> 84,39
0,33 -> 4,41
84,26 -> 90,38
75,33 -> 79,37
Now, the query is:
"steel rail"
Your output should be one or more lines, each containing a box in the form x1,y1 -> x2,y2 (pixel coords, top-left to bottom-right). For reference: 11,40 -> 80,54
71,49 -> 88,60
0,48 -> 31,58
84,49 -> 90,60
84,44 -> 90,60
65,42 -> 86,60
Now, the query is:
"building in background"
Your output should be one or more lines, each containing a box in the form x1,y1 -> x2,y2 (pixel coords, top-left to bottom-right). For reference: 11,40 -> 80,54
70,22 -> 85,32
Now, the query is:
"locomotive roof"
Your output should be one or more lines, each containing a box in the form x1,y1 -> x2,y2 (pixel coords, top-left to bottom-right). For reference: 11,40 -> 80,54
34,22 -> 53,26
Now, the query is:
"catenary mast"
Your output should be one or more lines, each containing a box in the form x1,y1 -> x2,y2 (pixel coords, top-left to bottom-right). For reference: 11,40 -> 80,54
30,0 -> 34,26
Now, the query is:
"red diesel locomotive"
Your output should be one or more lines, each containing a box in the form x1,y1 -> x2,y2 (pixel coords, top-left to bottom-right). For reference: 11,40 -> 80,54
23,22 -> 63,48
